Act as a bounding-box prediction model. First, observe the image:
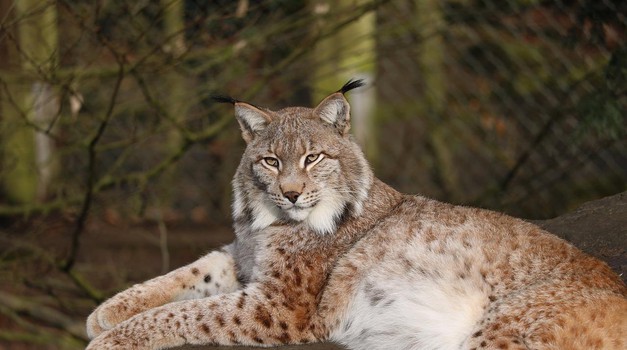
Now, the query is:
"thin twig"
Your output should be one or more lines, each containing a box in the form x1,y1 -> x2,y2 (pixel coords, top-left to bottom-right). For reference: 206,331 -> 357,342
155,204 -> 170,274
61,62 -> 125,272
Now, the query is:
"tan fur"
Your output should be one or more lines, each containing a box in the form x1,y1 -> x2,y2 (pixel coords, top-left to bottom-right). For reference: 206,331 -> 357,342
87,84 -> 626,350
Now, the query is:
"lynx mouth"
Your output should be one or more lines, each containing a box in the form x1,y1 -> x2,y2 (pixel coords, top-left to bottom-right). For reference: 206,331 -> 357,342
284,205 -> 313,222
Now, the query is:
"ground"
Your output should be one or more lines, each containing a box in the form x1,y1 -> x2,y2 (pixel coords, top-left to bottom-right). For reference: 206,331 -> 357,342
0,192 -> 624,350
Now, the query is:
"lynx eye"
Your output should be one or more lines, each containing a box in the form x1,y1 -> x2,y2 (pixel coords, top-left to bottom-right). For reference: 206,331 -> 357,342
263,157 -> 279,167
305,154 -> 320,165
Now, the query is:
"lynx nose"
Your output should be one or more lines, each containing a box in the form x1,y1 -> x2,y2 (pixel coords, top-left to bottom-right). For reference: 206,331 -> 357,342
283,191 -> 301,204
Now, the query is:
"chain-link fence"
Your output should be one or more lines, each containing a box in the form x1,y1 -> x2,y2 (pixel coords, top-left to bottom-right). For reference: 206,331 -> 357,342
374,0 -> 626,218
2,0 -> 624,225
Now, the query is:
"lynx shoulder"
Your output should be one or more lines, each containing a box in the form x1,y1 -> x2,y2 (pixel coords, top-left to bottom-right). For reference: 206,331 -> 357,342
87,80 -> 626,350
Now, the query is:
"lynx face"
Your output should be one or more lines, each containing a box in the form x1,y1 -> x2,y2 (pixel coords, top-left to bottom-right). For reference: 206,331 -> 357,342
231,92 -> 373,235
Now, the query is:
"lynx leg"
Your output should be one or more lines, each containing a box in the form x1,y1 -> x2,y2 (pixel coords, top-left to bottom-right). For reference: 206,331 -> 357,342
464,323 -> 530,350
86,283 -> 324,350
530,293 -> 626,350
464,289 -> 627,350
86,250 -> 240,338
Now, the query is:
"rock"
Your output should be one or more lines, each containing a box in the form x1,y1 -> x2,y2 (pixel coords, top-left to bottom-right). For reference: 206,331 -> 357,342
535,191 -> 626,281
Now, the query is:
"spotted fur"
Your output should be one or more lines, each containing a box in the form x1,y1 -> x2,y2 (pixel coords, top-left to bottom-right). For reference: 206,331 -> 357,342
87,83 -> 626,350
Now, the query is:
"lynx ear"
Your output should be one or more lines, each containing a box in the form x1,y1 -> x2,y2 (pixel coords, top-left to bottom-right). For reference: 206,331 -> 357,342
314,79 -> 365,136
314,93 -> 352,136
213,95 -> 273,143
234,102 -> 273,143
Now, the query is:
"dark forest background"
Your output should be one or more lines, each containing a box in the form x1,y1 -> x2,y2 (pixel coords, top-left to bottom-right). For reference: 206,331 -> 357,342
0,0 -> 625,348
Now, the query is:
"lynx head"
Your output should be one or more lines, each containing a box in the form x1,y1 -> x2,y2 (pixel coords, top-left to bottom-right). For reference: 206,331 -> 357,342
218,80 -> 373,235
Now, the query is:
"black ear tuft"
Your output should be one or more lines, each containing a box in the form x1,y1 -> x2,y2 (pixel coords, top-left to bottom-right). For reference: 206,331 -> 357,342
211,95 -> 239,105
337,79 -> 365,95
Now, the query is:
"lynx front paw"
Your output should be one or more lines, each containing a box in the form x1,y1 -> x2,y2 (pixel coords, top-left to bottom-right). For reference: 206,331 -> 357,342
86,309 -> 106,338
86,288 -> 160,338
86,327 -> 154,350
85,250 -> 240,339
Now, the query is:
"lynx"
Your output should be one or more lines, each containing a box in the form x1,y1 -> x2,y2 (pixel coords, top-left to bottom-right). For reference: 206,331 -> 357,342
86,80 -> 626,350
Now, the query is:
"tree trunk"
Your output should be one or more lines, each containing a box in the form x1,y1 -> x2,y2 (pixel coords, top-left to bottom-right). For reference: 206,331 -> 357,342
161,0 -> 187,154
415,0 -> 458,200
156,0 -> 188,225
311,0 -> 376,155
1,0 -> 59,204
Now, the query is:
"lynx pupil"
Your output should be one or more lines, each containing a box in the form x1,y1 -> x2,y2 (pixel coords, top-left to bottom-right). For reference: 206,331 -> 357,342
264,157 -> 279,167
305,154 -> 319,165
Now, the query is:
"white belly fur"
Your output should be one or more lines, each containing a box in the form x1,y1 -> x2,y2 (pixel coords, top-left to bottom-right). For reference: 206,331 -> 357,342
332,274 -> 488,350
